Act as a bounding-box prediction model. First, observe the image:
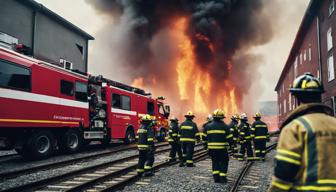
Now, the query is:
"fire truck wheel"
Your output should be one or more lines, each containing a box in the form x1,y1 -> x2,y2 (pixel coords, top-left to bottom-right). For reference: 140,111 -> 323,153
59,129 -> 83,153
124,128 -> 135,144
25,130 -> 55,159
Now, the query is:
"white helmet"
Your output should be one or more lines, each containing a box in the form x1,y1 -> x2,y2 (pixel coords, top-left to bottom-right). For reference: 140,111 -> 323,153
240,113 -> 248,120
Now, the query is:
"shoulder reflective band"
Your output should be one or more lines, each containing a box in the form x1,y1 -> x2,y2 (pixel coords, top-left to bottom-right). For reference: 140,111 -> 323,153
226,134 -> 233,139
181,126 -> 193,130
180,138 -> 195,142
207,130 -> 225,134
256,125 -> 267,127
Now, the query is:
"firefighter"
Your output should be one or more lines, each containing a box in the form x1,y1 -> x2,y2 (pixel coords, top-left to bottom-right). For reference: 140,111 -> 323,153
237,113 -> 254,161
201,114 -> 213,150
179,111 -> 198,167
167,117 -> 183,165
251,112 -> 269,161
228,114 -> 240,157
268,73 -> 336,192
136,115 -> 155,177
204,109 -> 234,183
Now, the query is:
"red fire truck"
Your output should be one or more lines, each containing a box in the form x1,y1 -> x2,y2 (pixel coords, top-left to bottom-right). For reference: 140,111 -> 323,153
0,47 -> 170,159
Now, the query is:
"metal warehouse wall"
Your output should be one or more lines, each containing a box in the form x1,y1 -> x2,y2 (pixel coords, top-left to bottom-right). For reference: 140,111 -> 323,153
0,0 -> 34,48
0,0 -> 90,72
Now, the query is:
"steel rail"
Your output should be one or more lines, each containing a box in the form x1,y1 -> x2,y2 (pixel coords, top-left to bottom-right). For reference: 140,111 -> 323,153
0,142 -> 169,180
230,143 -> 277,192
0,142 -> 188,192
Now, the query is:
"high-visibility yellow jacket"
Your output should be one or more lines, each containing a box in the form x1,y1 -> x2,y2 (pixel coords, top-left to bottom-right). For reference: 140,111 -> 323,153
251,120 -> 269,140
204,119 -> 234,150
268,103 -> 336,192
179,119 -> 198,143
137,122 -> 155,150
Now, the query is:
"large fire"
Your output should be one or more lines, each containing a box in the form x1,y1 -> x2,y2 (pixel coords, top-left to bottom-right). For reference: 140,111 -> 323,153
131,18 -> 240,121
174,18 -> 239,119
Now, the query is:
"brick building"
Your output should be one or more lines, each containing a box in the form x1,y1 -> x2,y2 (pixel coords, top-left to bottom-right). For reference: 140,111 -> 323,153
0,0 -> 94,73
275,0 -> 336,125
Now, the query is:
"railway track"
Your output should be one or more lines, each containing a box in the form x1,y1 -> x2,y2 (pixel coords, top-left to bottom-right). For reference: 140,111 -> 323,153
0,142 -> 169,181
230,143 -> 277,192
1,143 -> 201,192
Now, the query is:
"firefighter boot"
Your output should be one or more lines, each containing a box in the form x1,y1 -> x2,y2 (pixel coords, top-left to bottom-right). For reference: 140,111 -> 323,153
220,176 -> 228,183
213,174 -> 220,183
179,161 -> 185,167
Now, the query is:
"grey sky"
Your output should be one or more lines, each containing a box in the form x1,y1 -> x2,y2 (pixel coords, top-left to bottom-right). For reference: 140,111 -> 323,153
36,0 -> 310,102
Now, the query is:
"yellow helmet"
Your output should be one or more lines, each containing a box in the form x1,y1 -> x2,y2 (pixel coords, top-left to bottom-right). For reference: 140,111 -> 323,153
141,114 -> 152,122
254,112 -> 262,118
213,109 -> 225,119
185,111 -> 195,117
290,73 -> 324,94
231,114 -> 239,120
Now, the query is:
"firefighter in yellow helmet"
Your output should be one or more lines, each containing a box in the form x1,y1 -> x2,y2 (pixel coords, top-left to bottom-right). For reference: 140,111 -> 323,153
204,109 -> 234,183
268,73 -> 336,192
167,117 -> 183,166
179,111 -> 198,167
237,113 -> 254,161
136,115 -> 155,176
251,112 -> 269,161
228,114 -> 240,157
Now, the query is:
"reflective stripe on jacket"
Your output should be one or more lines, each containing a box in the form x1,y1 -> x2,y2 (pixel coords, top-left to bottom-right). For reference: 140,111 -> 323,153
179,119 -> 198,143
268,103 -> 336,192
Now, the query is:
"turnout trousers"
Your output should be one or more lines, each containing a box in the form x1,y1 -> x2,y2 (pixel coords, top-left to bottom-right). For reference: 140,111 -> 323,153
209,149 -> 229,183
137,145 -> 155,175
181,142 -> 195,166
169,142 -> 183,162
254,139 -> 266,160
238,140 -> 254,161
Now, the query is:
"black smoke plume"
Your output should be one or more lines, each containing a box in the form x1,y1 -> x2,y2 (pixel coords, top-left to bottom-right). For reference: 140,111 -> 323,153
87,0 -> 273,115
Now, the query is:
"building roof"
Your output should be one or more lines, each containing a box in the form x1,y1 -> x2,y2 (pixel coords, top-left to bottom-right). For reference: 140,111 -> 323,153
19,0 -> 94,40
274,0 -> 321,91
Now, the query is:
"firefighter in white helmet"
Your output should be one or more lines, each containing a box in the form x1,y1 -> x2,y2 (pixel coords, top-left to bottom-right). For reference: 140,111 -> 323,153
236,113 -> 254,161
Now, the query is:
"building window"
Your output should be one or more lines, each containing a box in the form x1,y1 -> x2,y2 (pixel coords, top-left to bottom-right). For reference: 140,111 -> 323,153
308,47 -> 312,61
304,49 -> 307,61
327,27 -> 333,51
0,59 -> 31,91
300,53 -> 303,64
328,53 -> 335,81
284,99 -> 287,113
279,103 -> 282,115
282,84 -> 285,94
330,0 -> 335,16
60,80 -> 74,96
317,69 -> 320,79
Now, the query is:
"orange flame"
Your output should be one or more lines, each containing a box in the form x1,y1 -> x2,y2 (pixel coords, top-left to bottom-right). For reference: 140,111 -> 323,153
131,77 -> 145,89
174,18 -> 239,118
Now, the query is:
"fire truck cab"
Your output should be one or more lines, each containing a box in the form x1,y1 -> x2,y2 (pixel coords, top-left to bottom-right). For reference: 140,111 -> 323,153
86,76 -> 170,144
0,47 -> 170,159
